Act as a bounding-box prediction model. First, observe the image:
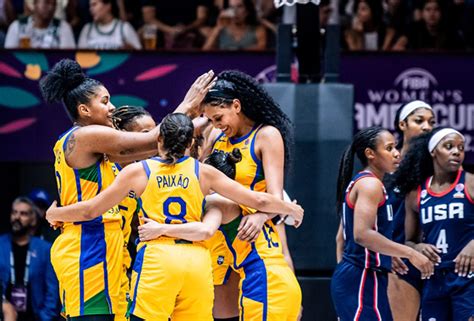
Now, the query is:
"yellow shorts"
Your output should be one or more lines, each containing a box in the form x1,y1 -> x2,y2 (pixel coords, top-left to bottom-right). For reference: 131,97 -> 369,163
206,231 -> 234,285
51,221 -> 123,318
115,263 -> 130,321
129,239 -> 214,321
238,259 -> 302,321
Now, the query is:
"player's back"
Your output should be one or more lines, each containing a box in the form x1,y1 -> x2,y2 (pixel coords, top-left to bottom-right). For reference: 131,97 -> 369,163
139,156 -> 204,229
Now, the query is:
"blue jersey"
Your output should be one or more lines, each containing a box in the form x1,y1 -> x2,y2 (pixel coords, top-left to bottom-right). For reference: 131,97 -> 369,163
342,172 -> 394,272
418,170 -> 474,269
389,186 -> 405,244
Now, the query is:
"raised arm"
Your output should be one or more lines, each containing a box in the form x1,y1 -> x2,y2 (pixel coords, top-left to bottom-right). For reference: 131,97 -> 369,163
46,163 -> 148,223
201,163 -> 304,225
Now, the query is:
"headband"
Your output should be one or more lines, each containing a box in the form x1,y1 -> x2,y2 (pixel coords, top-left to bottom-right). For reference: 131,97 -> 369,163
428,128 -> 465,152
399,100 -> 432,121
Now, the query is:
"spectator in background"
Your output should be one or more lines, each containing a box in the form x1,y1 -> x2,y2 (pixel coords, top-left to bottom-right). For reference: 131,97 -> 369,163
344,0 -> 405,50
0,197 -> 59,321
408,0 -> 464,50
28,188 -> 60,244
383,0 -> 410,45
78,0 -> 141,49
203,0 -> 267,50
147,0 -> 211,49
4,0 -> 75,48
0,0 -> 15,47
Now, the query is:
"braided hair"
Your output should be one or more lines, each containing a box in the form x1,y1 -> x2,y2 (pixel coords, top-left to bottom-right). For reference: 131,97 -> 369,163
203,70 -> 293,170
160,113 -> 194,164
204,148 -> 242,179
336,126 -> 388,214
111,105 -> 152,131
39,59 -> 103,121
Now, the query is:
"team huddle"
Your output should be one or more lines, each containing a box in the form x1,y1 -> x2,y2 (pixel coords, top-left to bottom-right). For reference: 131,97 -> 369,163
40,59 -> 303,321
332,101 -> 474,321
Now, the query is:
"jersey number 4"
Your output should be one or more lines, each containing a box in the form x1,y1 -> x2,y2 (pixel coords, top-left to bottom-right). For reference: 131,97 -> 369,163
436,229 -> 448,254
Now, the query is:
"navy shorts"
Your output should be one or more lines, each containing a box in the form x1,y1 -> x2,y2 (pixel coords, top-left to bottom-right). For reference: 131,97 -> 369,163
331,260 -> 393,321
421,269 -> 474,321
397,259 -> 423,293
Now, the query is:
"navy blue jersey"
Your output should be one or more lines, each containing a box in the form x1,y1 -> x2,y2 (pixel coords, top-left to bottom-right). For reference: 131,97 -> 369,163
388,186 -> 405,244
418,170 -> 474,269
342,172 -> 394,272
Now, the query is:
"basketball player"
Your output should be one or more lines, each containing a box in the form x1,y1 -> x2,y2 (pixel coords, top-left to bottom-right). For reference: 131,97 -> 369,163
110,105 -> 157,321
138,148 -> 302,320
392,128 -> 474,321
331,126 -> 433,321
387,100 -> 435,321
39,58 -> 214,320
195,70 -> 298,321
45,113 -> 304,321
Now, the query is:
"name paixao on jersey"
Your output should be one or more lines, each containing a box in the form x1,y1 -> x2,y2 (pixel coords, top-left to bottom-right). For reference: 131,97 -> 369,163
156,174 -> 190,189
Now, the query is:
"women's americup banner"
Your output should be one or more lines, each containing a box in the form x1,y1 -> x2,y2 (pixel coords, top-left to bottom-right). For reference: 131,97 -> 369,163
0,50 -> 275,161
340,53 -> 474,164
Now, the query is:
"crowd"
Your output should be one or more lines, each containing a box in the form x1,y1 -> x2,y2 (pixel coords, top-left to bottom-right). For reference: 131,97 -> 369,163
1,0 -> 473,51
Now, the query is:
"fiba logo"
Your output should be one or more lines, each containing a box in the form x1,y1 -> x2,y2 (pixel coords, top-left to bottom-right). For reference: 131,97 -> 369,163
393,68 -> 438,90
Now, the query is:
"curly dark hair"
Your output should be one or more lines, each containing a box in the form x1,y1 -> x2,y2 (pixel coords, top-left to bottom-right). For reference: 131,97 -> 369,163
39,59 -> 103,121
336,126 -> 388,214
204,148 -> 242,179
203,70 -> 293,170
160,113 -> 194,163
390,128 -> 445,196
111,105 -> 152,131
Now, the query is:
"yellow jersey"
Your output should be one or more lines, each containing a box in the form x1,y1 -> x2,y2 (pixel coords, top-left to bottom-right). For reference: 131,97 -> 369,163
220,211 -> 284,270
112,163 -> 140,270
53,126 -> 121,227
138,156 -> 204,232
212,124 -> 266,193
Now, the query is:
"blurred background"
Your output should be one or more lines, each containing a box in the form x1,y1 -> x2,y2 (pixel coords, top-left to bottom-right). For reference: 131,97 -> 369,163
0,0 -> 473,319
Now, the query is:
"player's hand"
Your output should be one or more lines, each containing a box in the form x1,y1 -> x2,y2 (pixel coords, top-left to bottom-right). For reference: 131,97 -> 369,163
177,70 -> 216,117
414,243 -> 441,264
288,199 -> 304,228
237,213 -> 267,242
408,248 -> 434,279
454,240 -> 474,277
138,217 -> 165,241
392,257 -> 409,275
46,200 -> 61,227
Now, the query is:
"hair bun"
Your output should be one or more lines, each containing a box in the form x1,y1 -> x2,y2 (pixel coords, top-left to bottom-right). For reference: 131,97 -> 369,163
40,59 -> 86,103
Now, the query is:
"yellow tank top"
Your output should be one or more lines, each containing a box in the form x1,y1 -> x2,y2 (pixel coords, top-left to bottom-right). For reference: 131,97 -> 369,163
139,156 -> 204,234
53,126 -> 121,228
212,124 -> 266,193
112,163 -> 140,268
220,209 -> 285,270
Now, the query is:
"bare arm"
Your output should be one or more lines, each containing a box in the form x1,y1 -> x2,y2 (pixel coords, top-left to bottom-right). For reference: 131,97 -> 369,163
246,25 -> 267,50
336,221 -> 344,263
201,164 -> 304,224
354,178 -> 416,258
182,5 -> 208,32
138,205 -> 222,241
405,189 -> 441,263
353,178 -> 434,277
256,126 -> 295,267
202,25 -> 222,50
46,163 -> 148,223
